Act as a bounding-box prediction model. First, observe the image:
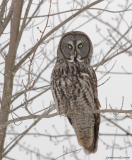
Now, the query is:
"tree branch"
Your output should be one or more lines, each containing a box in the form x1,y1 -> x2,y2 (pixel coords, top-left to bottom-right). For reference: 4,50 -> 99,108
13,0 -> 104,73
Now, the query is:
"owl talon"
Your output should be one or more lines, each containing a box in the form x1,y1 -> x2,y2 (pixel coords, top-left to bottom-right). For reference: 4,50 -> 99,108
74,111 -> 81,115
67,110 -> 72,114
67,110 -> 81,115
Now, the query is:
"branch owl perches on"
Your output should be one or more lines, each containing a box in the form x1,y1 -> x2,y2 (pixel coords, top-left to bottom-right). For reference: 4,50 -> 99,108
50,31 -> 101,154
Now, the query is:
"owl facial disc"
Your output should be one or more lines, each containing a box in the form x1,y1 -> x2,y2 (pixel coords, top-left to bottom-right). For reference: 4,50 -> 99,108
59,32 -> 91,63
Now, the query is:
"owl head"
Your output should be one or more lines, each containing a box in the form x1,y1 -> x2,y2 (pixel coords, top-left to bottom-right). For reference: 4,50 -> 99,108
57,31 -> 93,64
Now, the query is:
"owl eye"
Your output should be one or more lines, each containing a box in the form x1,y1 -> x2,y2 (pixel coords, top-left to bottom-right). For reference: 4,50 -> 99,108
68,44 -> 72,49
78,44 -> 83,48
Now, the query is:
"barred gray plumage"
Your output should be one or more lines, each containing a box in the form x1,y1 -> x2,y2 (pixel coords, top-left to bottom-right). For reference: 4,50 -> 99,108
50,31 -> 100,154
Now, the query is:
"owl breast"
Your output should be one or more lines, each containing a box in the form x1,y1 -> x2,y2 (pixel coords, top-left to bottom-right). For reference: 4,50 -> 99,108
51,62 -> 96,114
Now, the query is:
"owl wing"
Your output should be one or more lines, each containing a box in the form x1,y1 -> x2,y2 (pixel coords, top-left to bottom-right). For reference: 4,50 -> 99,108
86,67 -> 101,153
87,66 -> 101,110
51,75 -> 76,115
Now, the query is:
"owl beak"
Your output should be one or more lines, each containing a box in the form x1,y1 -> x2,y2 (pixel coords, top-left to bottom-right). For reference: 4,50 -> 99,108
74,51 -> 77,62
74,51 -> 77,56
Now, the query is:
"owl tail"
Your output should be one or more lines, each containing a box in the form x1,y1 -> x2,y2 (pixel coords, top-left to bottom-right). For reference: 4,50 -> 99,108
83,136 -> 98,155
77,114 -> 100,155
68,112 -> 100,155
77,132 -> 99,155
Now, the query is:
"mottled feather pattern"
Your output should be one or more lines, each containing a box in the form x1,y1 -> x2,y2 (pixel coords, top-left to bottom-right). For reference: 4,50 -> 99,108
50,31 -> 100,155
51,61 -> 100,154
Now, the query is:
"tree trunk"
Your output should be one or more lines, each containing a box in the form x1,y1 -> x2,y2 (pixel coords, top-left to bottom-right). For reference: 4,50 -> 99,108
0,1 -> 23,158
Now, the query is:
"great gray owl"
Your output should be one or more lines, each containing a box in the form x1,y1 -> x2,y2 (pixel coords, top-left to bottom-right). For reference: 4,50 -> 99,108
50,31 -> 100,154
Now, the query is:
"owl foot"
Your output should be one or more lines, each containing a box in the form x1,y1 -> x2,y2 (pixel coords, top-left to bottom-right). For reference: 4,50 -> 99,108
74,111 -> 81,115
67,110 -> 72,114
67,110 -> 81,115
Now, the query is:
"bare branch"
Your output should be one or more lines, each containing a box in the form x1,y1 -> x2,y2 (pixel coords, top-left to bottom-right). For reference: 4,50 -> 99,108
1,108 -> 132,129
2,110 -> 50,157
0,0 -> 16,36
13,0 -> 104,73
